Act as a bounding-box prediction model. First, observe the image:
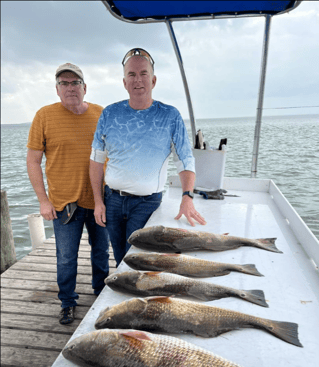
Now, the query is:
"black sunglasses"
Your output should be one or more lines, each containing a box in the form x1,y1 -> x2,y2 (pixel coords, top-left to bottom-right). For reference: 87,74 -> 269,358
122,48 -> 155,68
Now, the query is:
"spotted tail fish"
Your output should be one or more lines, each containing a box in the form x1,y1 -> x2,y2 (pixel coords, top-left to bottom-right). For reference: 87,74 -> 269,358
128,225 -> 281,253
124,251 -> 263,277
62,329 -> 243,366
95,296 -> 302,347
105,270 -> 268,307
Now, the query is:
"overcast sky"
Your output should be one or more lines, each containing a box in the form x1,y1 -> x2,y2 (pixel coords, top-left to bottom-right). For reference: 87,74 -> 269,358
1,1 -> 319,124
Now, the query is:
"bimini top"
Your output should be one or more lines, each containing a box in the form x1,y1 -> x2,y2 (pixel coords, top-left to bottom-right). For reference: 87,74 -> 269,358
102,1 -> 302,23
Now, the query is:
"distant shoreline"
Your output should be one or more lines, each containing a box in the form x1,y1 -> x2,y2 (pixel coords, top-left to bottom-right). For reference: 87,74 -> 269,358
1,113 -> 318,127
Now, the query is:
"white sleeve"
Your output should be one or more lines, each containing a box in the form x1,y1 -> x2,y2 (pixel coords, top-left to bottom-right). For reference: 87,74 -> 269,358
90,147 -> 107,163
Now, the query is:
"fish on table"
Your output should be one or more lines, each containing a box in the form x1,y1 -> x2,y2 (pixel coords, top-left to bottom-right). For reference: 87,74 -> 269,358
105,270 -> 268,307
95,296 -> 302,348
128,225 -> 282,253
124,251 -> 263,277
62,329 -> 243,367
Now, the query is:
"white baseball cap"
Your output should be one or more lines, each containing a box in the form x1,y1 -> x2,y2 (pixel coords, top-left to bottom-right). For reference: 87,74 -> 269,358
55,63 -> 84,81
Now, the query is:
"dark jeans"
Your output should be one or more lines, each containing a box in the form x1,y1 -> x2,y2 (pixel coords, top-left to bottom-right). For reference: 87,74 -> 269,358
104,186 -> 162,266
53,206 -> 110,308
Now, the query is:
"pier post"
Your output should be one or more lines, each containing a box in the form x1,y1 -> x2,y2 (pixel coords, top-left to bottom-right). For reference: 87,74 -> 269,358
27,214 -> 46,249
1,190 -> 17,274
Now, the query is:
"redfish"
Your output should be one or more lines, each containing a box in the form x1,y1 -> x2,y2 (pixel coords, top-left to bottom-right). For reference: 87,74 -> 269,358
128,225 -> 281,253
95,296 -> 302,347
62,329 -> 242,366
105,270 -> 268,307
124,251 -> 263,277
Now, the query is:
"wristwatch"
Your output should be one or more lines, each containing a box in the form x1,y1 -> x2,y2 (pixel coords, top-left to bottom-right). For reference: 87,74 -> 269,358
182,191 -> 194,199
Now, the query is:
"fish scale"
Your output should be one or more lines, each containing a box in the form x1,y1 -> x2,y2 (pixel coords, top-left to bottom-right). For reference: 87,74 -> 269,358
62,329 -> 242,366
95,297 -> 302,347
124,251 -> 263,277
105,270 -> 268,307
128,225 -> 282,253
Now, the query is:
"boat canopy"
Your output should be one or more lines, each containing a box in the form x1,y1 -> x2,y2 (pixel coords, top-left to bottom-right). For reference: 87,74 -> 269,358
103,1 -> 301,22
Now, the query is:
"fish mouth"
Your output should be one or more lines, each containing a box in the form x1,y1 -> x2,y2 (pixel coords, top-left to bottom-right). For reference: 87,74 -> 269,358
95,318 -> 108,329
104,274 -> 117,285
127,232 -> 139,245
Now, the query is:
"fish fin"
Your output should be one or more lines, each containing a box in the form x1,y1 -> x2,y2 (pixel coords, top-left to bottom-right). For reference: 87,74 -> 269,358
239,264 -> 264,277
239,289 -> 269,307
256,238 -> 283,253
223,233 -> 229,235
144,271 -> 162,276
147,296 -> 173,303
120,330 -> 152,342
263,321 -> 303,347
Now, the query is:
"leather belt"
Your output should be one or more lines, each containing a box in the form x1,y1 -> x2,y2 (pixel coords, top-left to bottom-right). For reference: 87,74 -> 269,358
111,189 -> 147,197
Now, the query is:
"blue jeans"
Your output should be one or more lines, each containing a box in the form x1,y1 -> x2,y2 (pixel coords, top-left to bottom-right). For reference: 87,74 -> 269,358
104,186 -> 162,266
53,206 -> 110,308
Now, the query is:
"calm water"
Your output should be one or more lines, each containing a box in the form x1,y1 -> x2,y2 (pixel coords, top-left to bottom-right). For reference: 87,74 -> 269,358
1,114 -> 318,260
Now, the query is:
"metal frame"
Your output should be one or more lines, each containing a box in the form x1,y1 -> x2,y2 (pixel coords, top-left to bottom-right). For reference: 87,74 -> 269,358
165,20 -> 197,147
251,14 -> 272,178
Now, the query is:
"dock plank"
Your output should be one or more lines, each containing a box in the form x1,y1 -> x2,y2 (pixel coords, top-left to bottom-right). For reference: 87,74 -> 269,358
1,233 -> 115,367
0,278 -> 93,294
19,254 -> 116,268
28,248 -> 91,258
20,255 -> 92,266
9,262 -> 93,275
1,288 -> 97,306
1,346 -> 60,367
1,329 -> 69,351
1,314 -> 80,334
1,300 -> 90,319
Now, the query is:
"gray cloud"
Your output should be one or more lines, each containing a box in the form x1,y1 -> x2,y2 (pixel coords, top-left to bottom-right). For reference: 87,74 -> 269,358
1,1 -> 319,123
1,1 -> 170,66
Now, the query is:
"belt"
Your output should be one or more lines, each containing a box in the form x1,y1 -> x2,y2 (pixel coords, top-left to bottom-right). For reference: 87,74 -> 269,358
111,189 -> 148,197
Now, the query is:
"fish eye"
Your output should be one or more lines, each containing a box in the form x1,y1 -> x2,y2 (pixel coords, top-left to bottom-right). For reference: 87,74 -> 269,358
106,317 -> 111,323
112,276 -> 117,280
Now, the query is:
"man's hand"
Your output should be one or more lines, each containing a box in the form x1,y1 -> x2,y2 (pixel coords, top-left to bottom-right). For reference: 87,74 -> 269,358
174,196 -> 206,227
94,202 -> 107,227
40,200 -> 57,221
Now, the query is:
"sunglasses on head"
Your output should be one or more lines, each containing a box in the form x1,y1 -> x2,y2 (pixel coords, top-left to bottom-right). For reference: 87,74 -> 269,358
122,48 -> 155,68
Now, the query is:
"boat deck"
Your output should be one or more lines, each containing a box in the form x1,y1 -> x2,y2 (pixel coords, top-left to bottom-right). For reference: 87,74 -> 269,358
0,234 -> 116,367
52,177 -> 319,367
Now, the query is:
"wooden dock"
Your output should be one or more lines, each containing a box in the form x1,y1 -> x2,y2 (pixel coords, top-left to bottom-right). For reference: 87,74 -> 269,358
1,233 -> 116,367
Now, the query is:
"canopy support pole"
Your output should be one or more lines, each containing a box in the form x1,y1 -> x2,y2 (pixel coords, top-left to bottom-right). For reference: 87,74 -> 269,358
251,14 -> 272,178
166,20 -> 197,147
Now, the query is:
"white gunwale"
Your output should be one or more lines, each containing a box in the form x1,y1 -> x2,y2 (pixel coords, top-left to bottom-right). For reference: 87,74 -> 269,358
53,177 -> 319,367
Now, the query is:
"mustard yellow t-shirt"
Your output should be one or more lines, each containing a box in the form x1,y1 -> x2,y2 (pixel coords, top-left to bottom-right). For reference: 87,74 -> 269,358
27,102 -> 104,211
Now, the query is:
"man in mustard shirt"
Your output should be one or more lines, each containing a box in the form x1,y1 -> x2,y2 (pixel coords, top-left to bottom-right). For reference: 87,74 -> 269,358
27,63 -> 109,324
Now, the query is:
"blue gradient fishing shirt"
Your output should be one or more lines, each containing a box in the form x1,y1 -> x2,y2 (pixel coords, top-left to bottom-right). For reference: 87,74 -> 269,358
90,100 -> 195,195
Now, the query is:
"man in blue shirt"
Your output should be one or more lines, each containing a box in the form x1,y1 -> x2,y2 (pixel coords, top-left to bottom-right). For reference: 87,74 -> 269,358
90,48 -> 206,266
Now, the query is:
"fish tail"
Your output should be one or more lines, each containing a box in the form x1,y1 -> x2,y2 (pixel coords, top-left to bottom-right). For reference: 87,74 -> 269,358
238,289 -> 268,307
255,238 -> 283,253
261,320 -> 303,347
237,264 -> 264,277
